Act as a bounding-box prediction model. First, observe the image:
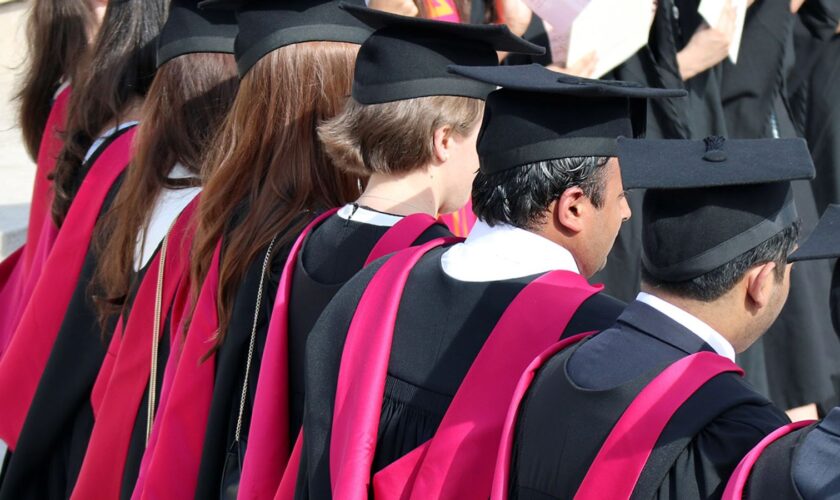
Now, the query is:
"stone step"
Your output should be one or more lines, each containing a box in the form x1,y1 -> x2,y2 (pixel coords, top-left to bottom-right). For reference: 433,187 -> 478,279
0,204 -> 27,259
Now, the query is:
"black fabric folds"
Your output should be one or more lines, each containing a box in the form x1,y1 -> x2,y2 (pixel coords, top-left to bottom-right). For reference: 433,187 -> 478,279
156,0 -> 237,68
509,301 -> 789,499
296,247 -> 625,499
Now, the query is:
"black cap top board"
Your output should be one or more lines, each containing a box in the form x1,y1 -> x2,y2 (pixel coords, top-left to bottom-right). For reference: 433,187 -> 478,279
447,63 -> 685,176
199,0 -> 371,77
342,4 -> 544,104
619,136 -> 816,282
158,0 -> 238,68
789,204 -> 840,262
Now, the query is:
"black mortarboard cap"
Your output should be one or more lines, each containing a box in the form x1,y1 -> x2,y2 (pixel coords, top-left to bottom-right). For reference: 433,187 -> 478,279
446,64 -> 686,175
788,204 -> 840,262
199,0 -> 371,77
620,136 -> 816,282
157,0 -> 237,68
341,4 -> 544,104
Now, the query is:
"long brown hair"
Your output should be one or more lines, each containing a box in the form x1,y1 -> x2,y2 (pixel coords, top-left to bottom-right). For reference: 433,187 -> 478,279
192,41 -> 363,349
16,0 -> 94,160
92,52 -> 239,325
50,0 -> 168,227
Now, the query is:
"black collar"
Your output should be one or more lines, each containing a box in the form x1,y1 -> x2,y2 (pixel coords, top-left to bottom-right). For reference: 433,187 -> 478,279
616,300 -> 717,357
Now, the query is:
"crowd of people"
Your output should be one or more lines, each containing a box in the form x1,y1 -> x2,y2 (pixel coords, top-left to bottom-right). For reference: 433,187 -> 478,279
0,0 -> 838,498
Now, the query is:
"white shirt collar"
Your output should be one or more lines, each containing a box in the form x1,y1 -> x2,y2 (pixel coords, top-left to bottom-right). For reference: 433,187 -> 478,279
84,121 -> 140,163
337,204 -> 403,227
54,79 -> 71,99
441,219 -> 580,282
636,292 -> 736,362
134,163 -> 201,270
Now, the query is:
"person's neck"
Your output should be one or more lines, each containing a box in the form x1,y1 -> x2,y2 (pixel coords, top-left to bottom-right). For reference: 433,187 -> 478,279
533,221 -> 588,277
357,169 -> 440,217
640,287 -> 742,349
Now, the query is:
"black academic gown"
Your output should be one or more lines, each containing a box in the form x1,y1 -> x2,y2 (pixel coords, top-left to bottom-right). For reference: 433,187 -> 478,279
789,1 -> 840,212
721,0 -> 795,140
593,0 -> 730,302
193,210 -> 450,500
509,300 -> 789,499
717,0 -> 793,401
501,0 -> 718,301
0,130 -> 138,500
194,225 -> 295,500
719,0 -> 840,411
287,210 -> 452,437
295,246 -> 626,499
744,407 -> 840,500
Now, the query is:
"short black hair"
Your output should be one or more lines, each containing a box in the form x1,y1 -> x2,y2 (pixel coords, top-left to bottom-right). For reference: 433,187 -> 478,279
642,221 -> 801,302
472,156 -> 609,230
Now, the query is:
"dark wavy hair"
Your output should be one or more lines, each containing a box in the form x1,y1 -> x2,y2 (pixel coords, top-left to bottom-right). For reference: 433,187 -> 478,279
50,0 -> 168,227
92,52 -> 239,327
472,156 -> 609,230
642,222 -> 801,302
16,0 -> 95,160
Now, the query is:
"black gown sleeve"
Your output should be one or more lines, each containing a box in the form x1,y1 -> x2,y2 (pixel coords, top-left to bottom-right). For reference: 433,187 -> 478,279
296,259 -> 388,500
742,424 -> 809,500
792,407 -> 840,499
511,364 -> 788,499
649,397 -> 790,499
744,407 -> 840,500
413,223 -> 455,244
561,293 -> 625,338
799,0 -> 840,40
792,29 -> 840,213
721,0 -> 795,140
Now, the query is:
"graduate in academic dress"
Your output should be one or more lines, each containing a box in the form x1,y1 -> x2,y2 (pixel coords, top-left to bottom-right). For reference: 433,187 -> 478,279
497,2 -> 740,303
132,2 -> 371,499
292,64 -> 683,499
505,136 -> 812,499
719,0 -> 840,419
368,0 -> 511,240
787,5 -> 840,398
0,1 -> 167,498
67,3 -> 239,499
237,7 -> 545,498
0,0 -> 103,353
722,204 -> 840,500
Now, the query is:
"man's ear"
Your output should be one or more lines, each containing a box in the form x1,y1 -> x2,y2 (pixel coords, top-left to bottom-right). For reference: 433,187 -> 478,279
432,125 -> 453,164
554,186 -> 587,234
746,261 -> 778,310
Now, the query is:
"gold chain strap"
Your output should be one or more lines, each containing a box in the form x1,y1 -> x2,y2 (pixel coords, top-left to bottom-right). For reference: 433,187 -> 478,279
234,235 -> 278,443
145,224 -> 173,446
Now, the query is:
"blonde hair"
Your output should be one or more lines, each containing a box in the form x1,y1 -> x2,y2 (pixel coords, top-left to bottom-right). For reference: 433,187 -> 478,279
318,95 -> 484,177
